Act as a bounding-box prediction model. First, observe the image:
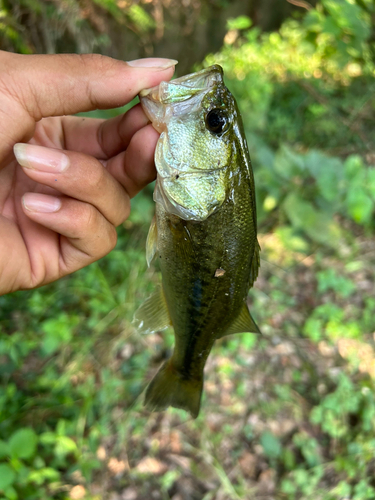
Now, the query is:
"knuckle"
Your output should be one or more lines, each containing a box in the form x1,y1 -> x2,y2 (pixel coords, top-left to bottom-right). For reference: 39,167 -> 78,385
78,53 -> 108,68
110,191 -> 131,227
120,200 -> 131,225
0,53 -> 44,119
75,203 -> 98,236
78,54 -> 118,108
107,225 -> 118,252
0,68 -> 28,114
96,120 -> 107,157
88,160 -> 106,192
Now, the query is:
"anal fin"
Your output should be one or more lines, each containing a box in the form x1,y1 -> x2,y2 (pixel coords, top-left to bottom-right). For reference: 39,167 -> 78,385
133,287 -> 171,334
219,303 -> 261,338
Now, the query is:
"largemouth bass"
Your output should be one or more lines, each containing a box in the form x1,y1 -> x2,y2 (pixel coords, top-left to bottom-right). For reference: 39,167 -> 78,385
135,65 -> 260,418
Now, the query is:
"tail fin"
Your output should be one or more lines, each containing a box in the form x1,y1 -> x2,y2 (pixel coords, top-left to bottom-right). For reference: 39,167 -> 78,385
144,360 -> 203,419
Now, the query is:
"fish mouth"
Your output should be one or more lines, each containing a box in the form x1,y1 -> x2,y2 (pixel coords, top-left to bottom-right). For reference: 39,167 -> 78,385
139,65 -> 224,131
139,64 -> 224,104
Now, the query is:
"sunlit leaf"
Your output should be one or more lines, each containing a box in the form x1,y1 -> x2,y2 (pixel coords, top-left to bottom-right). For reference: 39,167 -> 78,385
260,431 -> 282,458
0,464 -> 15,490
9,429 -> 37,460
227,16 -> 252,31
0,441 -> 10,460
28,467 -> 60,486
283,193 -> 341,246
54,436 -> 77,458
346,186 -> 374,224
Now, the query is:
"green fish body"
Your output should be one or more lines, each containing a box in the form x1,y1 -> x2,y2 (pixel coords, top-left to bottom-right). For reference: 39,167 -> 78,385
136,65 -> 260,418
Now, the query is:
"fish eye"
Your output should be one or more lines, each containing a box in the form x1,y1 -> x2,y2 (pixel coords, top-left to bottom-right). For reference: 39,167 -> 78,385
205,109 -> 228,134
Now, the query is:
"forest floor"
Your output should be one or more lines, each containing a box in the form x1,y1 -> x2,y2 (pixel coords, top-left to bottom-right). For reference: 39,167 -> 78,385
76,223 -> 375,500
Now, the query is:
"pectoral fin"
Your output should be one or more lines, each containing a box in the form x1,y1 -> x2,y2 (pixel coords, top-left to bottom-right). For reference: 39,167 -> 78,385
146,216 -> 158,267
133,287 -> 171,334
219,303 -> 261,338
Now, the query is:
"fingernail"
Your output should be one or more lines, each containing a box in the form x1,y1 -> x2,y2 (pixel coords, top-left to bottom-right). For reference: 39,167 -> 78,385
14,144 -> 69,173
127,58 -> 178,69
23,193 -> 62,213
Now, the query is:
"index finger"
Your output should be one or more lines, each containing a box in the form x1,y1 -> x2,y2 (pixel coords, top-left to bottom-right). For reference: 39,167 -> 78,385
2,52 -> 176,119
0,52 -> 176,160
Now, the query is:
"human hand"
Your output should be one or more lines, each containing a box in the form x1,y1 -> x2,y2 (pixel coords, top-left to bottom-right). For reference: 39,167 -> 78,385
0,51 -> 176,296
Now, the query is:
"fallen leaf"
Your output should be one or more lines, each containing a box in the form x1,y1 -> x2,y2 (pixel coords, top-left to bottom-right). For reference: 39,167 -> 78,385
168,453 -> 192,471
239,452 -> 257,478
96,446 -> 106,461
108,457 -> 129,476
121,488 -> 137,500
135,457 -> 168,475
170,431 -> 182,454
69,485 -> 86,500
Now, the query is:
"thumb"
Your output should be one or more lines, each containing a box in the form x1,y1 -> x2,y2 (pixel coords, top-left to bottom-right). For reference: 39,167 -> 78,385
0,52 -> 176,158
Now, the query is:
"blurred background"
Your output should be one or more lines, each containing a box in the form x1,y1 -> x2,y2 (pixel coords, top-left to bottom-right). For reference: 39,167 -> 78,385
1,1 -> 375,499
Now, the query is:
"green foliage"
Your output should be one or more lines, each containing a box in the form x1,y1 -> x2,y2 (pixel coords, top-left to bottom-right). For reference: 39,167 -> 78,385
227,16 -> 252,31
260,431 -> 282,459
40,313 -> 78,356
316,268 -> 356,297
8,429 -> 38,460
279,376 -> 375,499
206,0 -> 375,247
0,464 -> 16,491
127,4 -> 156,33
0,211 -> 162,497
303,0 -> 372,66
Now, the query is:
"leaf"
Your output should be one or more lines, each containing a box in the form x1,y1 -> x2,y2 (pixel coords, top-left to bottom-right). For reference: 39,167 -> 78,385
260,431 -> 282,459
273,145 -> 305,179
127,4 -> 155,32
0,464 -> 16,491
4,485 -> 17,500
283,193 -> 341,246
135,457 -> 167,475
344,155 -> 365,180
28,467 -> 60,486
367,168 -> 375,199
346,186 -> 374,225
0,442 -> 10,460
303,317 -> 323,343
39,432 -> 56,446
54,436 -> 77,458
275,226 -> 309,253
304,152 -> 344,203
227,16 -> 252,31
8,429 -> 37,460
241,332 -> 257,350
41,313 -> 77,356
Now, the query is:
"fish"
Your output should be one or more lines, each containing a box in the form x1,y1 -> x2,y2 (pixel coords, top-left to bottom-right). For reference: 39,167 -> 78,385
135,65 -> 260,418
